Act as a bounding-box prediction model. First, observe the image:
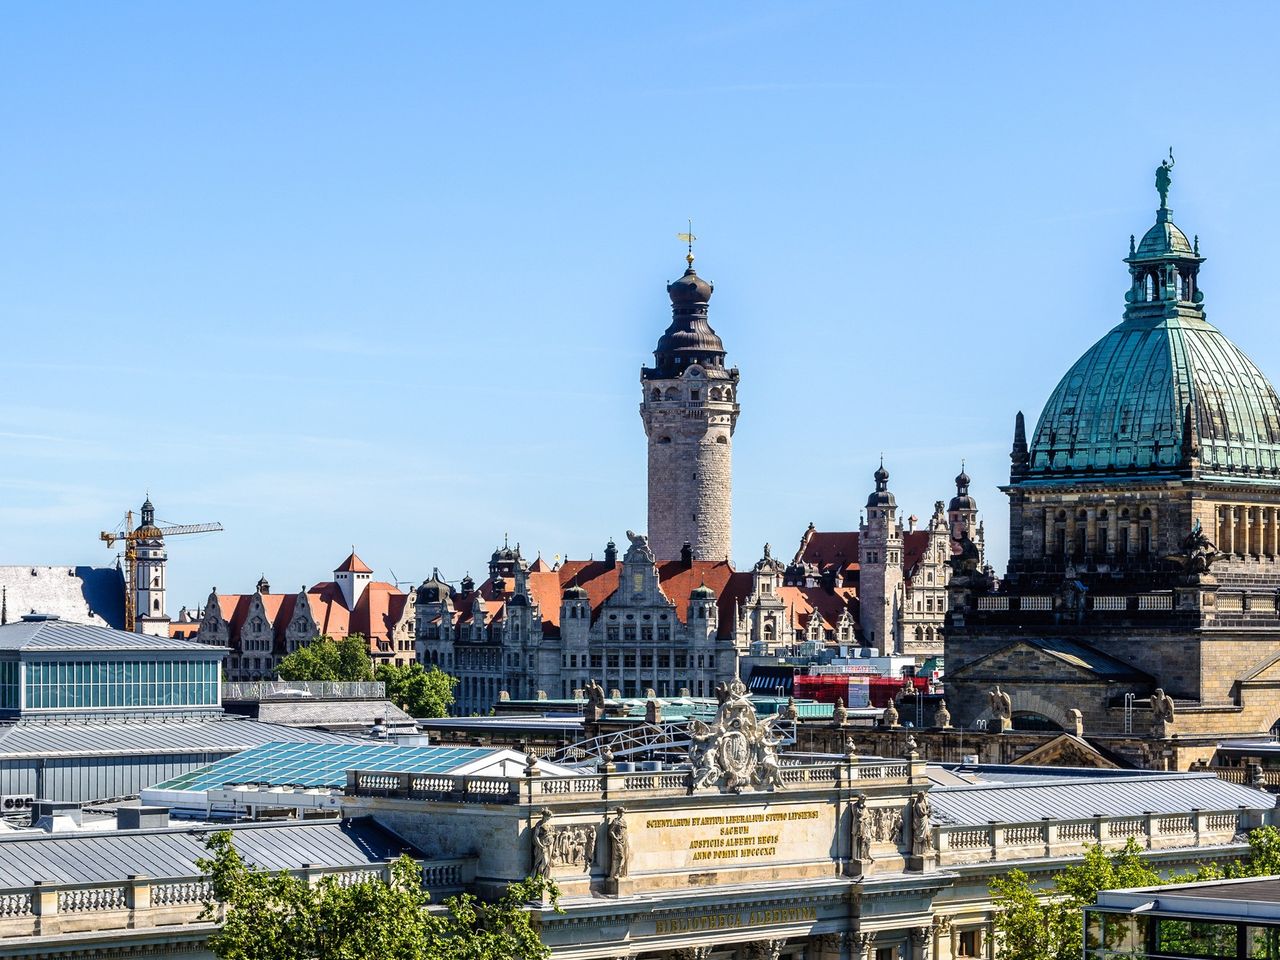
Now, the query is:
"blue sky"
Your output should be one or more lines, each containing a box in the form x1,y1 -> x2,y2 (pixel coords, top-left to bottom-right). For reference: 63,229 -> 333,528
3,2 -> 1280,609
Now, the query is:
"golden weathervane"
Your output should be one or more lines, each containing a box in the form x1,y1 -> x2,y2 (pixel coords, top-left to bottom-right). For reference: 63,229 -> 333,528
676,219 -> 696,266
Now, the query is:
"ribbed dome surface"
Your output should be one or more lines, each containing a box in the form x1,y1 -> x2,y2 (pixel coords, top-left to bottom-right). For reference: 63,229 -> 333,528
1029,313 -> 1280,477
1136,219 -> 1193,258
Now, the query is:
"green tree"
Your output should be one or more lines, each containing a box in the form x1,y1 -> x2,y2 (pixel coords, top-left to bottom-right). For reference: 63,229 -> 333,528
376,662 -> 459,718
991,829 -> 1280,960
198,831 -> 556,960
276,635 -> 373,683
991,839 -> 1160,960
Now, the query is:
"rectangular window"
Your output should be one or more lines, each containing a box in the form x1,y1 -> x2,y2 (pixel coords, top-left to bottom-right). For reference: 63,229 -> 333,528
658,624 -> 671,642
675,654 -> 687,669
658,654 -> 670,668
590,654 -> 603,669
623,654 -> 636,668
640,654 -> 653,668
1157,919 -> 1237,959
640,625 -> 653,642
623,624 -> 637,642
958,930 -> 979,958
606,624 -> 620,642
607,654 -> 619,668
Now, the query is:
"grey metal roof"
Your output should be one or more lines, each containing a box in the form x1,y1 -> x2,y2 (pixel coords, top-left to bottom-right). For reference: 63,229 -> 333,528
930,771 -> 1273,826
0,566 -> 125,631
0,817 -> 420,886
0,717 -> 352,760
1023,637 -> 1151,680
0,618 -> 227,655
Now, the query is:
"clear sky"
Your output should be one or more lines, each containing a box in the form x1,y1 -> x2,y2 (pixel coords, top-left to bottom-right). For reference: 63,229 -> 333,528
3,2 -> 1280,610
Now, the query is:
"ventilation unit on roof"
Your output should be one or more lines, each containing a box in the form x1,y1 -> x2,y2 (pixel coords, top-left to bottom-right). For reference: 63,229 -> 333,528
1,795 -> 34,813
19,613 -> 59,622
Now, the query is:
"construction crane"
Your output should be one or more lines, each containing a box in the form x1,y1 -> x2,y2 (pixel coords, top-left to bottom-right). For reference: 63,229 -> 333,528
100,502 -> 223,632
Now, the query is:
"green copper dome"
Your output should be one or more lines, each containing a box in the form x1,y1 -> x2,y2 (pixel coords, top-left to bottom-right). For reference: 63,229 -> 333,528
1023,158 -> 1280,483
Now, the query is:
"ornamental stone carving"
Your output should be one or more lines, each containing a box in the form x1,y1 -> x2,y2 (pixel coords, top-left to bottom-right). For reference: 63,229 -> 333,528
687,678 -> 785,793
531,808 -> 554,878
672,948 -> 713,960
871,806 -> 904,844
747,939 -> 785,960
608,807 -> 630,879
543,823 -> 597,871
1151,688 -> 1176,739
911,792 -> 934,857
853,796 -> 874,864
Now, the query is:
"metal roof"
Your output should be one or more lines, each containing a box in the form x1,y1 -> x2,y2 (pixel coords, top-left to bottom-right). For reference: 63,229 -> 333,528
0,817 -> 419,886
0,618 -> 226,654
148,741 -> 502,793
0,717 -> 352,760
930,771 -> 1273,826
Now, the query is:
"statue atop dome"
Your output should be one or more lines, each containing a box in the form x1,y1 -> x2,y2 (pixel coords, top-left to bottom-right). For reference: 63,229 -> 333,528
1156,148 -> 1175,209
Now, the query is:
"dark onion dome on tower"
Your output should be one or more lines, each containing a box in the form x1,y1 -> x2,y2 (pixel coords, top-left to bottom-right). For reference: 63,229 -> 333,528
1026,155 -> 1280,481
647,258 -> 726,378
866,461 -> 897,509
949,465 -> 978,511
562,583 -> 589,602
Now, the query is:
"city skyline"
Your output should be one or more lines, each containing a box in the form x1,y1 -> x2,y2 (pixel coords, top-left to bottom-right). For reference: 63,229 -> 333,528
5,3 -> 1280,607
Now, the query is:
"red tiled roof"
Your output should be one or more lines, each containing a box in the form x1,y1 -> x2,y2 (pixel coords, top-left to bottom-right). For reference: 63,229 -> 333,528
902,530 -> 931,577
334,551 -> 373,574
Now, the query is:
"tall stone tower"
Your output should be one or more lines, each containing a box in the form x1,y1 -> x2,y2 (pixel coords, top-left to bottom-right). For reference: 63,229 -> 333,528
640,254 -> 740,561
133,497 -> 170,637
858,462 -> 903,654
947,464 -> 985,561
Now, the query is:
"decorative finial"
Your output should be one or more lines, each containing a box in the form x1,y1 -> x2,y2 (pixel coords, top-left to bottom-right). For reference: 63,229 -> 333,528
1129,234 -> 1136,256
677,218 -> 696,267
1194,234 -> 1199,256
1156,147 -> 1175,210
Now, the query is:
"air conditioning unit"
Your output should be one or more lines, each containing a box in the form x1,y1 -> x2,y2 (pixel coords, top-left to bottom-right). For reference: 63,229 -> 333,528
1,795 -> 34,813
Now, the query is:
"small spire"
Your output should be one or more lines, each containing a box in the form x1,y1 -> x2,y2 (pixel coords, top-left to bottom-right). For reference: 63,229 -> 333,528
1129,234 -> 1136,256
677,218 -> 696,267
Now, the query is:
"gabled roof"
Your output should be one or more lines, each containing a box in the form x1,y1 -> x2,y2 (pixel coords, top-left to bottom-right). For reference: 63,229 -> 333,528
951,636 -> 1152,683
334,551 -> 373,574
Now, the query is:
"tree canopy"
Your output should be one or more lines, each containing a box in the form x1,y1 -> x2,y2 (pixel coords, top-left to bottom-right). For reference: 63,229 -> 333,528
276,635 -> 373,683
991,827 -> 1280,960
199,831 -> 556,960
375,662 -> 458,718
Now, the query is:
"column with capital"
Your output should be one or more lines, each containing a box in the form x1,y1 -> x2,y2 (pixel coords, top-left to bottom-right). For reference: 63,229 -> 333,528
911,926 -> 933,960
932,917 -> 954,960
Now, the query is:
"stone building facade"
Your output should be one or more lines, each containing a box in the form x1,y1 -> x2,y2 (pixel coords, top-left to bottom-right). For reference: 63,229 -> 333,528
191,551 -> 414,681
640,254 -> 740,562
415,533 -> 883,715
786,466 -> 984,660
946,160 -> 1280,764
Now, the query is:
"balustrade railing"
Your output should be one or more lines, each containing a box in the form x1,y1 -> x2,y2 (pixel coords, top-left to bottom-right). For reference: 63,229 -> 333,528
348,759 -> 913,802
936,810 -> 1242,865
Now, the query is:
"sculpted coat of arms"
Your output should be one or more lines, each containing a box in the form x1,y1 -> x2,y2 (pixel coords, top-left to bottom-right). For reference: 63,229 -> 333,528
688,678 -> 785,793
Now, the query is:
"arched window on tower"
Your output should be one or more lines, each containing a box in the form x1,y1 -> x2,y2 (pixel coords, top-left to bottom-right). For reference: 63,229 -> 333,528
650,388 -> 661,401
1144,273 -> 1155,301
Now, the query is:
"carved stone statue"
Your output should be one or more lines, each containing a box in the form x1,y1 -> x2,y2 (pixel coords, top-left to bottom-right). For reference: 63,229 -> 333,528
853,796 -> 874,864
780,696 -> 799,721
583,678 -> 607,720
598,743 -> 614,771
1151,688 -> 1176,738
686,677 -> 788,793
1156,148 -> 1174,208
608,807 -> 629,879
935,698 -> 952,729
1172,520 -> 1219,575
882,697 -> 900,728
531,808 -> 554,878
911,792 -> 934,857
987,685 -> 1012,732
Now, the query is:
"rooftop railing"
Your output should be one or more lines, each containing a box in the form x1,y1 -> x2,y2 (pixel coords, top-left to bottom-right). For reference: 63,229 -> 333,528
346,759 -> 917,803
935,808 -> 1244,867
0,859 -> 472,936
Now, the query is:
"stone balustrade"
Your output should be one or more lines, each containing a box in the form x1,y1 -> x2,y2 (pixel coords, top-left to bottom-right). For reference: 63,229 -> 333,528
935,809 -> 1243,866
0,859 -> 472,937
347,760 -> 915,804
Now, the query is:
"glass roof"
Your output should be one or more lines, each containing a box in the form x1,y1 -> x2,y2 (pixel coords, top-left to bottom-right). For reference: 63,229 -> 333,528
149,740 -> 499,793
